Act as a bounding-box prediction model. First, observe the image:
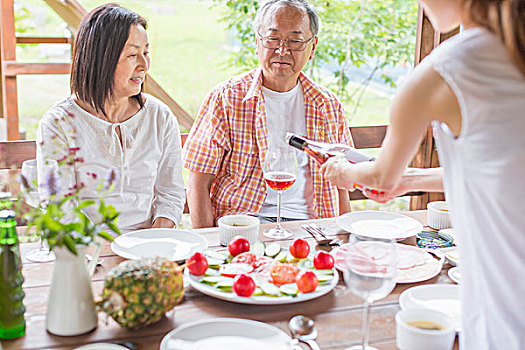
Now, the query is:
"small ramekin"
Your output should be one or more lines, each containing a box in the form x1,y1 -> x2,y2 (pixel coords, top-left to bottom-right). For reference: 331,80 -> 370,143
217,215 -> 260,246
427,201 -> 451,230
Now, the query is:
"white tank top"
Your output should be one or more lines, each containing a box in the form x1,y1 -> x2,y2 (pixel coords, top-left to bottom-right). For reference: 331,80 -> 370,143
427,28 -> 525,349
258,83 -> 315,219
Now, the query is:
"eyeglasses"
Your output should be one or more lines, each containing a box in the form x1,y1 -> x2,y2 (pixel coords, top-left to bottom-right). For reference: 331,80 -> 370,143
257,33 -> 316,51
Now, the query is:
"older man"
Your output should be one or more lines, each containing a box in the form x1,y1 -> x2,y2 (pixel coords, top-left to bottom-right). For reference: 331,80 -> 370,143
183,0 -> 353,228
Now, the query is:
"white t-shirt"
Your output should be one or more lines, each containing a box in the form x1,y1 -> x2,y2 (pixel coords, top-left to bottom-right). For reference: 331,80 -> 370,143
36,94 -> 186,233
428,28 -> 525,349
258,83 -> 315,219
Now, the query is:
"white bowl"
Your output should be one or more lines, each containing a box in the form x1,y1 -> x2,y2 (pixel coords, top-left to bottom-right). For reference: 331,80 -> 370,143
427,201 -> 451,230
396,308 -> 456,350
218,215 -> 260,246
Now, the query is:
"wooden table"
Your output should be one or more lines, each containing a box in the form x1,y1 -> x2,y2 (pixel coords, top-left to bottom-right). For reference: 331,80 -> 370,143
1,210 -> 459,349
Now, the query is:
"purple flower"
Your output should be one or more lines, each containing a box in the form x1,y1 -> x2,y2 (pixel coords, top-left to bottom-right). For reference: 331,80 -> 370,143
44,169 -> 60,197
19,174 -> 31,191
104,169 -> 119,190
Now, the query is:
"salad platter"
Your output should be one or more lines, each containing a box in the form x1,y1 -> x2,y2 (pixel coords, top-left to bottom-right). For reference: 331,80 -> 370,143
186,238 -> 339,305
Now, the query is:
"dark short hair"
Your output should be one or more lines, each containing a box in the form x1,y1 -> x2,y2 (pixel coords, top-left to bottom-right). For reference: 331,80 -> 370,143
253,0 -> 320,37
71,4 -> 147,118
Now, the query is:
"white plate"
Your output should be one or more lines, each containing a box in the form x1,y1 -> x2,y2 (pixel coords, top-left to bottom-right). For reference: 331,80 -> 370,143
111,228 -> 208,262
332,243 -> 444,284
440,246 -> 459,266
337,211 -> 423,240
186,268 -> 339,305
74,344 -> 128,350
399,284 -> 461,332
159,318 -> 292,350
448,267 -> 461,284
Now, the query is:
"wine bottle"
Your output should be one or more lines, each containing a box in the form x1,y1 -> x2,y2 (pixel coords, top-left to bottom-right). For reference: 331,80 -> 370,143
285,133 -> 375,164
285,133 -> 383,193
285,133 -> 424,197
0,209 -> 26,339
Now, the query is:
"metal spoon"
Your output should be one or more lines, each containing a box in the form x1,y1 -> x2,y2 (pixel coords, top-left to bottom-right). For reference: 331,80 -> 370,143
289,315 -> 321,350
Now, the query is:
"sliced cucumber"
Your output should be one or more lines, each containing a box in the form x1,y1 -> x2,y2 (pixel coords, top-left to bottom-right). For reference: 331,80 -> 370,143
204,268 -> 220,276
216,277 -> 234,292
265,242 -> 281,257
207,257 -> 226,267
297,259 -> 314,269
251,241 -> 266,257
315,274 -> 334,283
274,251 -> 288,262
313,269 -> 334,275
260,282 -> 281,296
200,275 -> 231,285
203,249 -> 228,262
279,283 -> 298,296
252,287 -> 264,296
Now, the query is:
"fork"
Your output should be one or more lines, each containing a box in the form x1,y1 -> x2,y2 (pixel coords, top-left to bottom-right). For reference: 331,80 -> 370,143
301,224 -> 332,245
306,223 -> 343,246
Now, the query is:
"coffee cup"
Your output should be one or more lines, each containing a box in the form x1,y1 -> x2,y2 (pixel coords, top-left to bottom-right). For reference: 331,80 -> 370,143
218,215 -> 260,246
427,201 -> 451,230
396,308 -> 455,350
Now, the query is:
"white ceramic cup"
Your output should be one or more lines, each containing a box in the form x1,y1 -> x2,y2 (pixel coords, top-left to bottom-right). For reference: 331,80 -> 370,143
427,201 -> 451,230
396,308 -> 456,350
218,215 -> 260,246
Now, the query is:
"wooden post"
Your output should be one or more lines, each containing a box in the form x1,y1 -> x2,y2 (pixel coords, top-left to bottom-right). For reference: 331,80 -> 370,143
409,6 -> 459,210
0,0 -> 19,140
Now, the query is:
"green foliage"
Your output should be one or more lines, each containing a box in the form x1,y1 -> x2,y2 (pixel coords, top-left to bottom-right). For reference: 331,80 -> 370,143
14,3 -> 34,34
17,152 -> 120,256
211,0 -> 418,117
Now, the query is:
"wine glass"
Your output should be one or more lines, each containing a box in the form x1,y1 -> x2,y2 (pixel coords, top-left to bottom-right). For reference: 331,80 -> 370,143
21,159 -> 59,263
344,234 -> 397,350
262,147 -> 297,239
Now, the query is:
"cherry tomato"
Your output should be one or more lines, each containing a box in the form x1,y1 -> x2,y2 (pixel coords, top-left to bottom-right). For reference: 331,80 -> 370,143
270,263 -> 300,285
186,252 -> 208,276
313,251 -> 335,270
228,236 -> 250,257
232,274 -> 256,297
231,252 -> 258,266
289,238 -> 310,259
295,270 -> 319,293
219,263 -> 253,278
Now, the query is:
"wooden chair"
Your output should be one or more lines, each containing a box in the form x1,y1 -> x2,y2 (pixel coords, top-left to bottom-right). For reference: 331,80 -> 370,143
0,125 -> 426,212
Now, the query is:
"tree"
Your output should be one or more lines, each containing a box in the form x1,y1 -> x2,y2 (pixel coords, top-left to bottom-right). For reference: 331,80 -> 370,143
212,0 -> 418,120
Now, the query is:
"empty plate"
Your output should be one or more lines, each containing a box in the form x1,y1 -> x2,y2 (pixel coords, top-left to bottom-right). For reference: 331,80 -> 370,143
74,344 -> 128,350
448,267 -> 461,284
111,228 -> 207,262
337,211 -> 423,240
159,318 -> 292,350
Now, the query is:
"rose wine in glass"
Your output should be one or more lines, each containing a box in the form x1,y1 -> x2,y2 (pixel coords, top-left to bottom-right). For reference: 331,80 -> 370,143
344,234 -> 397,350
21,159 -> 58,263
263,148 -> 297,239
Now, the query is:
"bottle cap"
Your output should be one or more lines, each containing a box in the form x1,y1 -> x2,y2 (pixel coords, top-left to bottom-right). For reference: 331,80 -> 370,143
0,209 -> 15,220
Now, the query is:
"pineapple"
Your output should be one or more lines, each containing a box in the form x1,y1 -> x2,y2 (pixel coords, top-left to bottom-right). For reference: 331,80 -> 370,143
97,257 -> 184,329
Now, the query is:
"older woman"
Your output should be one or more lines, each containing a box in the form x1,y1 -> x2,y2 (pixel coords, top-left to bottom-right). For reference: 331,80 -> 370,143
37,4 -> 185,232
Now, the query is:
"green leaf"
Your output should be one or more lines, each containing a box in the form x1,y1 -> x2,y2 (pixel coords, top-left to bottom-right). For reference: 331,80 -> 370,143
63,235 -> 78,255
76,199 -> 96,210
97,231 -> 114,242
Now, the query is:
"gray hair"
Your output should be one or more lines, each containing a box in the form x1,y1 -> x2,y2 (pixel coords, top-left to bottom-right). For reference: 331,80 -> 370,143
253,0 -> 320,37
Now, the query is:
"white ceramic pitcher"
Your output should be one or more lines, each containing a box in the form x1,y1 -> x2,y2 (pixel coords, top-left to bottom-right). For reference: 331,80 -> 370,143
46,243 -> 101,336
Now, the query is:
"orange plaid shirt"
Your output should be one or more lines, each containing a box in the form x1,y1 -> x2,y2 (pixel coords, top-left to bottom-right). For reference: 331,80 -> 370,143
183,68 -> 353,221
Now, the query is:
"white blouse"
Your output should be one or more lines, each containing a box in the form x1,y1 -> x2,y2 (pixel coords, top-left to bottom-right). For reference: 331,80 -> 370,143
37,94 -> 185,233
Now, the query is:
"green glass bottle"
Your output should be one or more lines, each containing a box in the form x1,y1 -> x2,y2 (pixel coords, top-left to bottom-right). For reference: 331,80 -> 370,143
0,191 -> 12,210
0,209 -> 26,339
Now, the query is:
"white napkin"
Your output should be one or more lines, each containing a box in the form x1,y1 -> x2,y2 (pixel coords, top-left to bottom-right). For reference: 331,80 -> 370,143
166,335 -> 291,350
